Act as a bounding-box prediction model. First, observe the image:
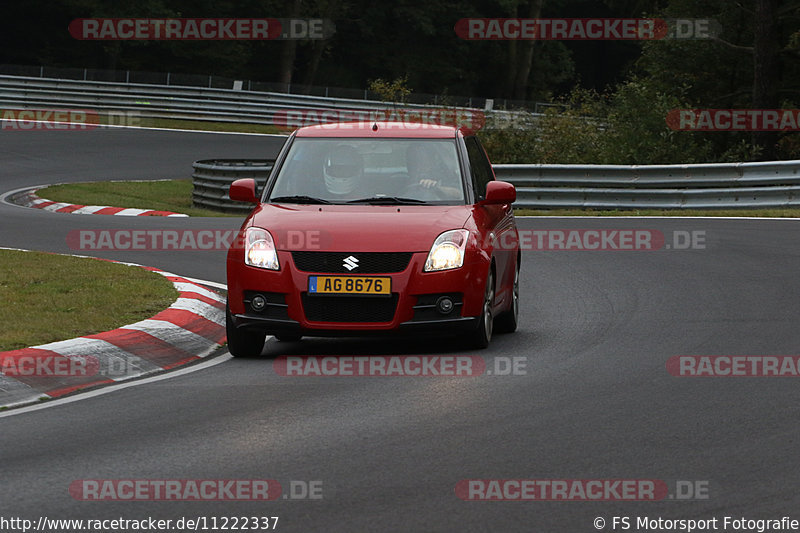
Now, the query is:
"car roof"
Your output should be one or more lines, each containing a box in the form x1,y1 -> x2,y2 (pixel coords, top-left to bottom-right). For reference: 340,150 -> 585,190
294,121 -> 461,138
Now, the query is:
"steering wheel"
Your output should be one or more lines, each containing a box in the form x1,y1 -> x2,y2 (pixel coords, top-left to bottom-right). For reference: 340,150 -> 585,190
401,179 -> 448,201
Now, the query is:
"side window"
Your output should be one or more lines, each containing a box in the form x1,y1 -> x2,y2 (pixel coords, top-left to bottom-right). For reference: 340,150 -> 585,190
465,136 -> 493,200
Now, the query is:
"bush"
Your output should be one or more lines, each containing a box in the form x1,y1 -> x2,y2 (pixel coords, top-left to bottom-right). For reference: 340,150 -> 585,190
479,80 -> 764,165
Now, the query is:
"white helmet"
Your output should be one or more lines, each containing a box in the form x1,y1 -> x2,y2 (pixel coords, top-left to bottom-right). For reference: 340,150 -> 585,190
323,145 -> 362,195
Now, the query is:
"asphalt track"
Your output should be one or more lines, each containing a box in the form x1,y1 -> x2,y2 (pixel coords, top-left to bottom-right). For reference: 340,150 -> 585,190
2,127 -> 800,531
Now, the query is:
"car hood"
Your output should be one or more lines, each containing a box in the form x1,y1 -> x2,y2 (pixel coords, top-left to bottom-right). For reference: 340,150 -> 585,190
247,204 -> 473,252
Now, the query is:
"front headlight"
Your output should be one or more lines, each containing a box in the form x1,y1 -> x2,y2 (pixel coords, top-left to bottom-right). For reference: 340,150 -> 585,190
244,227 -> 279,270
424,229 -> 470,272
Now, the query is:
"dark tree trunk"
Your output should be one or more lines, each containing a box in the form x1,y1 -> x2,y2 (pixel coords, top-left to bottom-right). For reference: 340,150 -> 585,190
301,1 -> 339,91
278,0 -> 303,89
511,0 -> 544,101
504,4 -> 519,98
753,0 -> 779,159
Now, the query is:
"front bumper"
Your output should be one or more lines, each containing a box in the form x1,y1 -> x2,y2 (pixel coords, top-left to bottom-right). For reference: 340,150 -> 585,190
227,250 -> 487,338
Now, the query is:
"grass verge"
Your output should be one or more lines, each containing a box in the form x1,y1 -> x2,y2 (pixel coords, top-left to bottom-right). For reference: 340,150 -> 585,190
515,208 -> 800,218
116,116 -> 286,135
0,250 -> 178,352
39,179 -> 238,217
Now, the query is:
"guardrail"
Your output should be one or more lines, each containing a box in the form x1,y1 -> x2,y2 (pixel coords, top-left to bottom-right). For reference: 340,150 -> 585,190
1,63 -> 555,111
494,161 -> 800,209
0,74 -> 535,129
192,159 -> 274,213
193,159 -> 800,212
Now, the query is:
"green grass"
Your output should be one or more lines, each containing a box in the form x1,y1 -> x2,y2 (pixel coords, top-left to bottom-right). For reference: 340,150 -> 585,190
0,250 -> 179,352
39,179 -> 238,217
130,116 -> 286,135
96,112 -> 286,135
515,208 -> 800,218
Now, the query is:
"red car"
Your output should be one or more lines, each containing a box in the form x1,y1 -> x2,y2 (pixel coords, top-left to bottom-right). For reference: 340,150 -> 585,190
225,121 -> 520,357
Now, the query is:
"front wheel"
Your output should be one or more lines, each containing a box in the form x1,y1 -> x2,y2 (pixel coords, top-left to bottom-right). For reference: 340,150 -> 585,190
226,304 -> 266,357
494,262 -> 519,334
469,270 -> 494,349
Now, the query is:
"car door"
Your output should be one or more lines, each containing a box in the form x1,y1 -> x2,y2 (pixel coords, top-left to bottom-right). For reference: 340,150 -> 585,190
463,135 -> 518,310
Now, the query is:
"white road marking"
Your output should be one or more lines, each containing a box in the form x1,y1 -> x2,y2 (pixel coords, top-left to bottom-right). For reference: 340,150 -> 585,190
0,353 -> 233,418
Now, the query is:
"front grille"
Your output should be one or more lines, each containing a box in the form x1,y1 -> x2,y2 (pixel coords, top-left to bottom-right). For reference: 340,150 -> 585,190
292,251 -> 412,274
301,293 -> 399,323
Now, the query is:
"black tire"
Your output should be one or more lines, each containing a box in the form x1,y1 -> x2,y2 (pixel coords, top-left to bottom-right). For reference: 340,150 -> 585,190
470,270 -> 494,349
494,261 -> 519,334
226,304 -> 266,358
275,333 -> 302,342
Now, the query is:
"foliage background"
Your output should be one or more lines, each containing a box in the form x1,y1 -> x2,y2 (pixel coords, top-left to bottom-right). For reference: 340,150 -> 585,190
2,0 -> 797,163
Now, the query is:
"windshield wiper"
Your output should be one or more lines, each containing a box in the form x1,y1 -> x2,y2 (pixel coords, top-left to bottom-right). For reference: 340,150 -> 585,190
345,196 -> 427,205
270,195 -> 332,205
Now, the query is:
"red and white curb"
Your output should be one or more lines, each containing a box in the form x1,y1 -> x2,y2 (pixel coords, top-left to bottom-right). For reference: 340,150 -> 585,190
11,187 -> 188,217
0,255 -> 225,408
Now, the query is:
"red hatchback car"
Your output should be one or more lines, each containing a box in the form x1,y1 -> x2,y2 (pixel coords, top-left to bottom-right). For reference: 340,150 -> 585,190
225,121 -> 520,357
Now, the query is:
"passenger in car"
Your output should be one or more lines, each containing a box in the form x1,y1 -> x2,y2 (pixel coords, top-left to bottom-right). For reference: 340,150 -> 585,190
406,143 -> 463,200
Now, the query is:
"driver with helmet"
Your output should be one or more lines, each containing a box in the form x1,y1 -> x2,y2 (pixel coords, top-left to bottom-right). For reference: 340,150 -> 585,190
323,144 -> 364,199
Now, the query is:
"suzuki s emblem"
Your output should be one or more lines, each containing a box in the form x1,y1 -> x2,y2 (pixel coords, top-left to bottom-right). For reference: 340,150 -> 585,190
343,255 -> 359,271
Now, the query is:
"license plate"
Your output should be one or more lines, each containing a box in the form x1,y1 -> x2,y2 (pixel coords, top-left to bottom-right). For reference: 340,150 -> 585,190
308,276 -> 391,295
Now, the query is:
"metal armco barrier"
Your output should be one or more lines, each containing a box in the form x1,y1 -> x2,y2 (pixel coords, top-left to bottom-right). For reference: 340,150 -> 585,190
194,159 -> 800,212
192,160 -> 273,213
494,160 -> 800,209
0,74 -> 532,129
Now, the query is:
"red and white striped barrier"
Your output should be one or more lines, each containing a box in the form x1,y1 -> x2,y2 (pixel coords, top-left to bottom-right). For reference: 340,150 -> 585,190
0,258 -> 225,408
14,188 -> 188,217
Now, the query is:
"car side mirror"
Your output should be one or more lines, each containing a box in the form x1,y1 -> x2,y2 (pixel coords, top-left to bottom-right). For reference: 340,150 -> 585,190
481,180 -> 516,205
229,178 -> 259,204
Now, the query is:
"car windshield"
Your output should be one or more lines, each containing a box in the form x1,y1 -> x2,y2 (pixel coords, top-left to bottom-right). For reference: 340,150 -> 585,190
267,138 -> 466,204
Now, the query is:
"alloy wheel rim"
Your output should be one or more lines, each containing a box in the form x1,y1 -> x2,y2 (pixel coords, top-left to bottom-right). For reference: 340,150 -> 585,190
484,275 -> 494,340
512,267 -> 519,320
